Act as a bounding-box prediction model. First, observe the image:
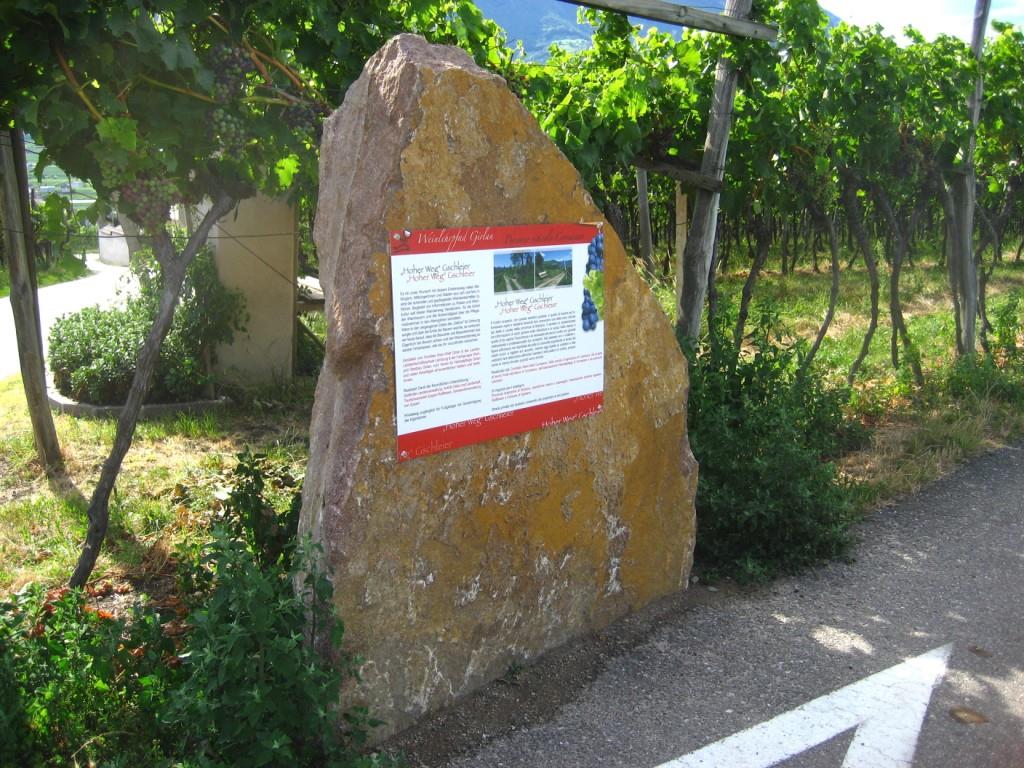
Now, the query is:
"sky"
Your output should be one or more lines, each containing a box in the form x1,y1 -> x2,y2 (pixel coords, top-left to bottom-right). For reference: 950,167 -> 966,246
824,0 -> 1024,42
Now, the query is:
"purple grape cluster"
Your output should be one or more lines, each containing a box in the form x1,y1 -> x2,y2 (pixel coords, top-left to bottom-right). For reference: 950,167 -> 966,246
119,176 -> 177,229
282,101 -> 324,137
581,230 -> 604,331
586,231 -> 605,273
581,288 -> 599,332
209,43 -> 255,100
212,80 -> 234,103
207,43 -> 256,151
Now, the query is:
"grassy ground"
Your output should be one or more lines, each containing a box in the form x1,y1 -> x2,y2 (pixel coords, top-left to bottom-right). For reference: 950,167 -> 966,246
3,245 -> 1024,593
732,258 -> 1024,391
0,375 -> 314,593
652,245 -> 1024,503
0,253 -> 89,299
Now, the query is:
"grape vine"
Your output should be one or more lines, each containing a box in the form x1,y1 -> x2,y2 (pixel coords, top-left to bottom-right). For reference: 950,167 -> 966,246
0,0 -> 523,591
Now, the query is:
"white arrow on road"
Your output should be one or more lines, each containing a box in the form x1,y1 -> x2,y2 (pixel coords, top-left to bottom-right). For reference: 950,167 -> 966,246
658,644 -> 953,768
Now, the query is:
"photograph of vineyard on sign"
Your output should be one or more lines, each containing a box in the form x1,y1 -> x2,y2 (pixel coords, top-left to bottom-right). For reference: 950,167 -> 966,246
492,249 -> 573,293
389,223 -> 605,460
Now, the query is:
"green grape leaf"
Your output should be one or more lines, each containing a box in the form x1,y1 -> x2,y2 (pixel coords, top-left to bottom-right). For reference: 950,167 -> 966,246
274,155 -> 301,189
96,117 -> 138,152
584,270 -> 605,318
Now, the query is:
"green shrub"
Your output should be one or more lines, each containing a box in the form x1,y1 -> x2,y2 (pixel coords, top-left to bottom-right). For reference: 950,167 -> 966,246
179,451 -> 302,598
1,453 -> 387,768
0,586 -> 178,767
48,246 -> 245,405
941,354 -> 1024,405
684,308 -> 862,581
131,245 -> 247,356
166,531 -> 375,767
0,559 -> 377,768
170,452 -> 386,766
992,289 -> 1023,359
49,302 -> 154,403
922,293 -> 1024,406
221,450 -> 302,570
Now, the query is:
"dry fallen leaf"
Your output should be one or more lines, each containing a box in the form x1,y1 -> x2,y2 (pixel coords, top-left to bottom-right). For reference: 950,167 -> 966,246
968,644 -> 994,658
950,706 -> 989,725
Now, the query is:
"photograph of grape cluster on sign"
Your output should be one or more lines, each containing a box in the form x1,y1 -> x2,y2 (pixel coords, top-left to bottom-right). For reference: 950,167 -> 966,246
581,229 -> 604,332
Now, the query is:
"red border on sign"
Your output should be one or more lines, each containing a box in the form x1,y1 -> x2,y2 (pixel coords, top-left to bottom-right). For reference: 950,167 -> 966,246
397,392 -> 603,461
389,223 -> 599,256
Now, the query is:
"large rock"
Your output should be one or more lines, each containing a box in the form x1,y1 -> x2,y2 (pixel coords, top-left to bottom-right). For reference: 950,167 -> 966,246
302,33 -> 697,738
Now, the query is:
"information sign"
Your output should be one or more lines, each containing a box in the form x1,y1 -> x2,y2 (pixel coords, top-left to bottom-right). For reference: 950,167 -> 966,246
389,223 -> 606,461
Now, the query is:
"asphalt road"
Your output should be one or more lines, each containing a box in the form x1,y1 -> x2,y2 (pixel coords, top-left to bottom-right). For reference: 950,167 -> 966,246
0,254 -> 130,380
391,443 -> 1024,768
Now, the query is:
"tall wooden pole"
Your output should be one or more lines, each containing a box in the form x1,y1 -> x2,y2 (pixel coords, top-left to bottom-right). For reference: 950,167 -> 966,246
0,129 -> 64,474
677,0 -> 751,339
636,168 -> 654,272
953,0 -> 991,355
675,184 -> 688,311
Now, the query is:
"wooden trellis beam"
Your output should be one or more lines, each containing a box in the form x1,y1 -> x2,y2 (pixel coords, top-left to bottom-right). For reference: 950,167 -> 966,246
557,0 -> 778,41
634,156 -> 725,193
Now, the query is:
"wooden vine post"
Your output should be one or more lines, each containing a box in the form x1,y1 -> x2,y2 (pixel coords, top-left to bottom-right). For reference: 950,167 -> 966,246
675,185 -> 688,310
564,0 -> 775,40
636,168 -> 654,272
676,0 -> 754,339
560,0 -> 775,339
0,129 -> 64,476
952,0 -> 992,355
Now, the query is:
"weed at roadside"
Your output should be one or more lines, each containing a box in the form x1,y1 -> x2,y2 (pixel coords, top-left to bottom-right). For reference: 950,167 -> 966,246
0,585 -> 178,767
684,307 -> 863,582
1,454 -> 397,768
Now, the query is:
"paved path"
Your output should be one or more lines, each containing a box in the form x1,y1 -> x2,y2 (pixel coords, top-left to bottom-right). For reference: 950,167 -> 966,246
1,255 -> 132,380
392,444 -> 1024,768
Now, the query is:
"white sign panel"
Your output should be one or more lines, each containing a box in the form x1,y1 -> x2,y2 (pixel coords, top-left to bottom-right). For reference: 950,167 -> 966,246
389,223 -> 606,461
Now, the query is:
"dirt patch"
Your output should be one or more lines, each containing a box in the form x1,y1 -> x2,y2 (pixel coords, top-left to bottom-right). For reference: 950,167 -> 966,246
81,535 -> 189,636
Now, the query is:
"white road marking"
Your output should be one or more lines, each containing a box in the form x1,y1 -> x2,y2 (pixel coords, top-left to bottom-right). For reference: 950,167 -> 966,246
657,644 -> 953,768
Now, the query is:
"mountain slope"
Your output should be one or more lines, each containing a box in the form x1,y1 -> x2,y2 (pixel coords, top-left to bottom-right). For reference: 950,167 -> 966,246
475,0 -> 841,60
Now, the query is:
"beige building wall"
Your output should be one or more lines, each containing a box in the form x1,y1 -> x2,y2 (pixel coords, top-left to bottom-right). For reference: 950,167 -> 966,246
211,195 -> 297,384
